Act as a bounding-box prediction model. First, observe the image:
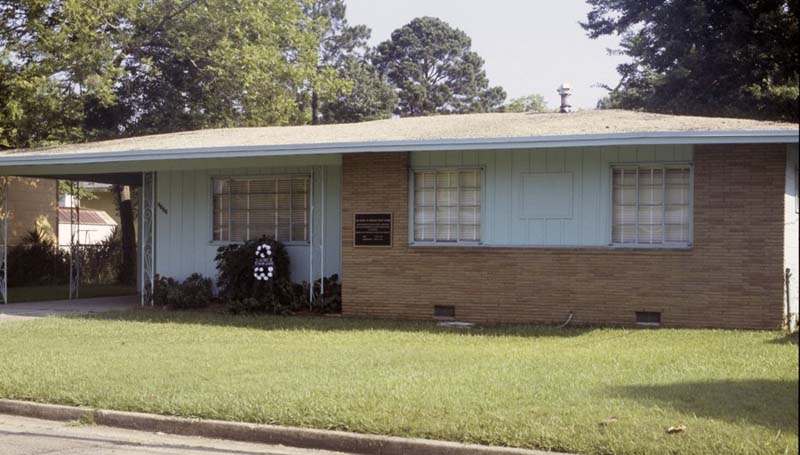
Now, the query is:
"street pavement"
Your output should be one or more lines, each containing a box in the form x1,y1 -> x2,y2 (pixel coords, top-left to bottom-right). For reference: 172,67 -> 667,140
0,414 -> 351,455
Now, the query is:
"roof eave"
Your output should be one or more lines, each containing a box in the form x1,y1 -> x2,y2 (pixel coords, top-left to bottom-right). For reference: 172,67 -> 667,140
1,129 -> 797,168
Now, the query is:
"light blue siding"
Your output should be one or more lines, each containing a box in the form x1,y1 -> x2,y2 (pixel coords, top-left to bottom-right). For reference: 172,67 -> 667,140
411,144 -> 694,246
155,157 -> 341,284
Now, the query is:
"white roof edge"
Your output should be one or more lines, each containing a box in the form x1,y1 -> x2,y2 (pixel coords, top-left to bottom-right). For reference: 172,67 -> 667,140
1,129 -> 797,167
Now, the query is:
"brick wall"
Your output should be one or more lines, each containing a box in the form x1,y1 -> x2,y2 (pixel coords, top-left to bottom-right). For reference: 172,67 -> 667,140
341,144 -> 787,329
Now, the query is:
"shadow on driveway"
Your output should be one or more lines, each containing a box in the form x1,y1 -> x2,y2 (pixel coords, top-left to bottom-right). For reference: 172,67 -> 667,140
0,295 -> 138,323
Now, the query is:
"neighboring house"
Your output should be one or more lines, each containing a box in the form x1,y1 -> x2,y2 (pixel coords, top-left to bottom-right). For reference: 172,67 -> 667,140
6,177 -> 58,246
57,207 -> 118,249
0,110 -> 797,329
58,182 -> 119,249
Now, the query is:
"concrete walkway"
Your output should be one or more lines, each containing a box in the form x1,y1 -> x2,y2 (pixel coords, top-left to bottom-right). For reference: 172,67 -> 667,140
0,414 -> 349,455
0,295 -> 137,323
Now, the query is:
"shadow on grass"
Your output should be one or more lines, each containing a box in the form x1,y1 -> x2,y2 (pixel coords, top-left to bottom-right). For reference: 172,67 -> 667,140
609,379 -> 799,433
70,309 -> 594,339
769,332 -> 798,345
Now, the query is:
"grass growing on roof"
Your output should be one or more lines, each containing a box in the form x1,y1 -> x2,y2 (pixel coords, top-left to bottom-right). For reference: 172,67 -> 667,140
0,311 -> 797,455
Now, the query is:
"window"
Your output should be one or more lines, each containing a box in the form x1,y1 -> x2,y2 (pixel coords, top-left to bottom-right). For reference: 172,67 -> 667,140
612,165 -> 691,245
212,175 -> 309,243
413,169 -> 481,243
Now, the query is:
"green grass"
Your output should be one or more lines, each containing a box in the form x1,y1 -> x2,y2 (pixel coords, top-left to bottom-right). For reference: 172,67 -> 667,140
0,311 -> 797,455
7,284 -> 136,303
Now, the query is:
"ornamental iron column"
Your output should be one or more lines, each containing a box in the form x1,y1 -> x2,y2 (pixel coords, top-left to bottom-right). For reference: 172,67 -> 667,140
0,176 -> 8,304
141,172 -> 155,306
68,181 -> 81,300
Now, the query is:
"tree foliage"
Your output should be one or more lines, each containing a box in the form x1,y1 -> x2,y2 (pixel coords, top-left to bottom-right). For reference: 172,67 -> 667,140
505,94 -> 548,113
0,0 -> 327,148
374,17 -> 506,116
582,0 -> 799,121
319,56 -> 397,123
301,0 -> 365,124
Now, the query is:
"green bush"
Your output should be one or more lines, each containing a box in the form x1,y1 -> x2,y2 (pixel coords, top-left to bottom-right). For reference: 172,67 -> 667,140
215,236 -> 303,314
79,227 -> 123,285
153,273 -> 213,309
7,229 -> 69,286
310,274 -> 342,314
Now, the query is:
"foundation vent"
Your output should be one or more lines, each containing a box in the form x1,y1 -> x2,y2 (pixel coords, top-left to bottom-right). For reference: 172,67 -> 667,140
635,311 -> 662,326
434,305 -> 456,320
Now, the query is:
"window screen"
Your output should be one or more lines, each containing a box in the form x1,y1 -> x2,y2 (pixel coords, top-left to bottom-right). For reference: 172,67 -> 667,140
212,176 -> 309,243
612,166 -> 691,245
414,169 -> 481,243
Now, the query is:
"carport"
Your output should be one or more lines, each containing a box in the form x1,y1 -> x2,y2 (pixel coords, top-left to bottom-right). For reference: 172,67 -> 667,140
0,170 -> 155,307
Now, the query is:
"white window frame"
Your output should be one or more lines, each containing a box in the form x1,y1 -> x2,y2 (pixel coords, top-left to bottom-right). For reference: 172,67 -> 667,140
210,174 -> 311,245
609,163 -> 694,248
409,167 -> 484,246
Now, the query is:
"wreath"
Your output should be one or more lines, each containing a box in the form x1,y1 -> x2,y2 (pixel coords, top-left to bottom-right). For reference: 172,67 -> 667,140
253,243 -> 275,281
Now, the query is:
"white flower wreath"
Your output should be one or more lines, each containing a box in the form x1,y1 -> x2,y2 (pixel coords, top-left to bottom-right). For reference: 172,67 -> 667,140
254,243 -> 274,281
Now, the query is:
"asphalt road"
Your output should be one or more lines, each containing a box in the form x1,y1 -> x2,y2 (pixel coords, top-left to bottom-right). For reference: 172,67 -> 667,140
0,414 -> 350,455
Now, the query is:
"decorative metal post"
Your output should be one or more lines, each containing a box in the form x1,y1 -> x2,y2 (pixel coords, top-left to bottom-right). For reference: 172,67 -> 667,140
141,172 -> 155,306
68,181 -> 81,300
0,176 -> 8,305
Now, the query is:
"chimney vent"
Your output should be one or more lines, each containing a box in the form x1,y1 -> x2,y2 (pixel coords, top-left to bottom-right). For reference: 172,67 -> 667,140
557,82 -> 572,113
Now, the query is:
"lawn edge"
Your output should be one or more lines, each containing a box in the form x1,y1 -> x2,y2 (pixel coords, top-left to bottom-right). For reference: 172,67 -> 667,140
0,399 -> 569,455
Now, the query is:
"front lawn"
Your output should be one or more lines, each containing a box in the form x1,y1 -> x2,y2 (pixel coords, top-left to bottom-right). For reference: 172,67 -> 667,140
0,311 -> 796,455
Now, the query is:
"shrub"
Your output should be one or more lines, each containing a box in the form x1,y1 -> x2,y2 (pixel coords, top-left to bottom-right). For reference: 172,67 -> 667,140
79,227 -> 123,285
311,274 -> 342,314
215,236 -> 303,314
153,273 -> 213,309
7,229 -> 69,286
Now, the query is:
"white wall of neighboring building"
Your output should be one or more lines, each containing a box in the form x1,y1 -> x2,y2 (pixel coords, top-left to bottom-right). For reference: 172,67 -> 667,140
785,144 -> 799,329
57,223 -> 117,248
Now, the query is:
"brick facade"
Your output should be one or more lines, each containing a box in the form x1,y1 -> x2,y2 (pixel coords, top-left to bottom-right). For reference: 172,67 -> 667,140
341,144 -> 787,329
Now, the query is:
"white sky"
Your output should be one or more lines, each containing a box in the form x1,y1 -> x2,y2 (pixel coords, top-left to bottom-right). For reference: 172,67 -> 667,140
345,0 -> 627,109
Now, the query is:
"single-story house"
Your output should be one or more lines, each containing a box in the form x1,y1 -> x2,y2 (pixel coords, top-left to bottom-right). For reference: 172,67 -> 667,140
0,110 -> 797,329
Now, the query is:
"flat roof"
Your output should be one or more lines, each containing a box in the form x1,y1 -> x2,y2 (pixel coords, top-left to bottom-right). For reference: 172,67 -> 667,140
1,110 -> 797,167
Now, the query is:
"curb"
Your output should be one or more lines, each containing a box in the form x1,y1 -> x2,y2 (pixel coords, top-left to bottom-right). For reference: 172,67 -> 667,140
0,399 -> 567,455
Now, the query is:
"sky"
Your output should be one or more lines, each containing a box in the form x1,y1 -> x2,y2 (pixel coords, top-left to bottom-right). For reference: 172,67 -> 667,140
345,0 -> 628,110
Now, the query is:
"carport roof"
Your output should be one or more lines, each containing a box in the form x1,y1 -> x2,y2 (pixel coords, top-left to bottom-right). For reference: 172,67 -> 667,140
1,110 -> 797,167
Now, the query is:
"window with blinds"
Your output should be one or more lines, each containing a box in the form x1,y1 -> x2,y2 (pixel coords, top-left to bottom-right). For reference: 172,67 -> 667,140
212,176 -> 309,243
612,165 -> 692,245
413,169 -> 481,243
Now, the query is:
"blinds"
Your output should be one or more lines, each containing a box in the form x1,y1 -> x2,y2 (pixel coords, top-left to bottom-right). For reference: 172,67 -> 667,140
414,169 -> 481,242
213,176 -> 309,243
612,166 -> 691,245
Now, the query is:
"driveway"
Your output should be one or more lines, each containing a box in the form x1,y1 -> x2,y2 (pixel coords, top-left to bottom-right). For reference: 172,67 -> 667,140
0,295 -> 136,323
0,414 -> 349,455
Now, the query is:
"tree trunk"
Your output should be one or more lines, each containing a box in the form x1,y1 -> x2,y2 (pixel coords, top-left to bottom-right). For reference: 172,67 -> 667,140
115,185 -> 137,286
311,90 -> 320,125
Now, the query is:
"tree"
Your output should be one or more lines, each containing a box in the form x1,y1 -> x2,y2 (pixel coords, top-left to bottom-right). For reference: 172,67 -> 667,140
505,94 -> 548,113
374,17 -> 506,116
0,0 -> 324,147
120,0 -> 322,134
301,0 -> 370,124
582,0 -> 799,121
319,56 -> 397,123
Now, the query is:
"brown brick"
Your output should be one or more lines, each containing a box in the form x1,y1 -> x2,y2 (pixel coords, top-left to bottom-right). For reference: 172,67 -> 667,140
341,145 -> 786,329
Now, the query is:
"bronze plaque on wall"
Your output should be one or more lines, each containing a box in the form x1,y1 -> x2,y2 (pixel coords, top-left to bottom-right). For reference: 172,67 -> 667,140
354,213 -> 392,247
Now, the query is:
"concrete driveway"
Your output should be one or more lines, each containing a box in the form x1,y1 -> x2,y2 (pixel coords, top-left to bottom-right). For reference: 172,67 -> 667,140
0,295 -> 137,323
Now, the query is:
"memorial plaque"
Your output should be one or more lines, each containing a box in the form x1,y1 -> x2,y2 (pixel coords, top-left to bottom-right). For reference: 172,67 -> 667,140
354,213 -> 392,247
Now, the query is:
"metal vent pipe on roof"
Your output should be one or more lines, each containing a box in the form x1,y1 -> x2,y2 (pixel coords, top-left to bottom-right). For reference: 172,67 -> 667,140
557,82 -> 572,113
